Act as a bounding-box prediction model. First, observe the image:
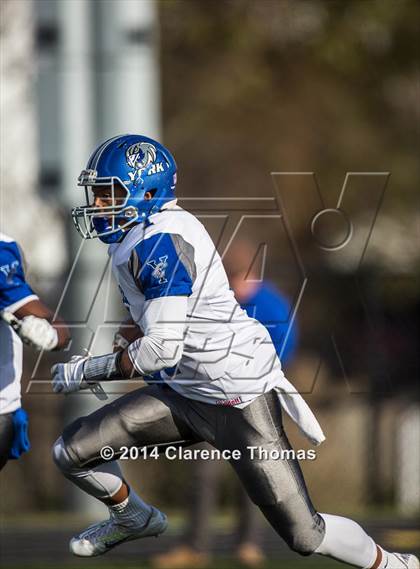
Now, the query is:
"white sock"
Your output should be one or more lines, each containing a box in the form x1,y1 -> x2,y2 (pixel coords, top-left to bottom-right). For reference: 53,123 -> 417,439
109,489 -> 152,527
315,513 -> 377,568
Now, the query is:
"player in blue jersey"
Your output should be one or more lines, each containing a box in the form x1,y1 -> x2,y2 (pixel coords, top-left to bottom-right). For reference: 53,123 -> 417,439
0,234 -> 70,470
51,135 -> 418,569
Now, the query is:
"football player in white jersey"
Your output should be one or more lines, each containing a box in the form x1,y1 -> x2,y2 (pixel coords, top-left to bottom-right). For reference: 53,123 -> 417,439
51,135 -> 418,569
0,234 -> 70,470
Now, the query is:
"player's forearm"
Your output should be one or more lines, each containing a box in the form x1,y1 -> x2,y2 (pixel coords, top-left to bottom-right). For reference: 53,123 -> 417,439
50,316 -> 71,350
52,319 -> 183,390
84,348 -> 139,381
13,299 -> 71,350
120,348 -> 137,377
113,318 -> 143,353
83,296 -> 188,381
126,334 -> 184,376
82,333 -> 184,382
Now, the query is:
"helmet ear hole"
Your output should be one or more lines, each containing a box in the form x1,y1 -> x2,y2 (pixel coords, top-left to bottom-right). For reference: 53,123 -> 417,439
145,189 -> 157,200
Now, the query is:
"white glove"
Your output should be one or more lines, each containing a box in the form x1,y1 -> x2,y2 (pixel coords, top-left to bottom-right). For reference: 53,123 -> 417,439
19,315 -> 58,351
51,355 -> 89,394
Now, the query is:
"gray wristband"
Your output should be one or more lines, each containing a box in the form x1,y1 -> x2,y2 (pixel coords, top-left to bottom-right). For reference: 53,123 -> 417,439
83,352 -> 123,383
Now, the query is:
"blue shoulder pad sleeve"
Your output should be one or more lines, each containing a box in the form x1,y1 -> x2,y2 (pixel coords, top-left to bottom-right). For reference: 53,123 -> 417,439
129,233 -> 196,300
0,241 -> 35,311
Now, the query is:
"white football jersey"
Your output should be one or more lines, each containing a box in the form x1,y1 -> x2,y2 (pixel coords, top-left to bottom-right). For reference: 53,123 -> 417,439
109,202 -> 286,407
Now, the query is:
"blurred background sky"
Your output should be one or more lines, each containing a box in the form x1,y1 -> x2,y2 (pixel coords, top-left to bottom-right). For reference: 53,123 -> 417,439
0,0 -> 419,555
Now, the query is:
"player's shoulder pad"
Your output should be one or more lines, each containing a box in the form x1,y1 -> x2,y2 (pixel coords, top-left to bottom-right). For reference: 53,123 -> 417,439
128,232 -> 196,300
0,237 -> 24,272
0,233 -> 16,244
0,236 -> 35,311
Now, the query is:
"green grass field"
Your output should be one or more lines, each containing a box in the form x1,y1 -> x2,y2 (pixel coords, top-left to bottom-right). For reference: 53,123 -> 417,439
7,561 -> 344,569
3,513 -> 418,569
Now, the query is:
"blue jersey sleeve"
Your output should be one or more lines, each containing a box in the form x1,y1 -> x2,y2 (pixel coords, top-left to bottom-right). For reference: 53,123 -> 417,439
129,233 -> 196,301
0,241 -> 36,311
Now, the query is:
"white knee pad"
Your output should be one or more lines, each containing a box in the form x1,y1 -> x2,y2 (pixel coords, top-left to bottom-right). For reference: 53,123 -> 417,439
52,436 -> 123,500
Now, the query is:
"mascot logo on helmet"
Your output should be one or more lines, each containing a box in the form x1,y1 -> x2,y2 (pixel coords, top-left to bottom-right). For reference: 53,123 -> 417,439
126,142 -> 157,183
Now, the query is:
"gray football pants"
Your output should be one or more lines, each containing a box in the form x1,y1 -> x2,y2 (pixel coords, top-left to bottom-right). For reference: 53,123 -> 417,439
57,384 -> 325,556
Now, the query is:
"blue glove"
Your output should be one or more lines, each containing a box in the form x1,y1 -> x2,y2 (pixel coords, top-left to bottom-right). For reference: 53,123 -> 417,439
8,408 -> 31,460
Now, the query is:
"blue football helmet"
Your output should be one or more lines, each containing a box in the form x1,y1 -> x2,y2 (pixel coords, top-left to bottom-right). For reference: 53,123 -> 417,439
72,134 -> 177,243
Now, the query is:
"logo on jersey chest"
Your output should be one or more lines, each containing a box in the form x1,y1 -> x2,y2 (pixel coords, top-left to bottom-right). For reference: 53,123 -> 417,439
0,260 -> 19,284
146,255 -> 168,284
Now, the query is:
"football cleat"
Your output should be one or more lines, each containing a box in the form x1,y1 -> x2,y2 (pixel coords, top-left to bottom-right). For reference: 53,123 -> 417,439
386,552 -> 420,569
70,505 -> 167,557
